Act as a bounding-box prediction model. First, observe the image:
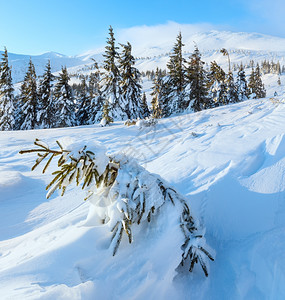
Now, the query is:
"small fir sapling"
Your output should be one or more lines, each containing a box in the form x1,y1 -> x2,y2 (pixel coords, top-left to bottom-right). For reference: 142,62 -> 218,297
20,139 -> 214,276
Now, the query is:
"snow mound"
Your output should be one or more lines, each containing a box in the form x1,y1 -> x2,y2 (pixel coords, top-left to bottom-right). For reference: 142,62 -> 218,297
1,98 -> 285,298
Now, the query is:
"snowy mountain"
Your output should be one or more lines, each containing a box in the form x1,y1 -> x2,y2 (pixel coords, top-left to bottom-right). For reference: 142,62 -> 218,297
6,25 -> 285,83
4,51 -> 84,83
1,96 -> 285,299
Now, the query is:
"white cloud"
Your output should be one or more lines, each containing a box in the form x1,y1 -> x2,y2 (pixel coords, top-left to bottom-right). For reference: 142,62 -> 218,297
116,21 -> 221,56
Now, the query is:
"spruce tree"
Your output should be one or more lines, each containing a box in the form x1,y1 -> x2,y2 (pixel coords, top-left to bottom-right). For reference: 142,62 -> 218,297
53,66 -> 76,128
140,92 -> 150,118
166,32 -> 187,112
88,64 -> 104,124
119,42 -> 144,120
226,72 -> 238,104
20,138 -> 215,277
76,77 -> 90,125
207,61 -> 227,107
150,68 -> 170,118
19,58 -> 38,130
38,60 -> 55,128
186,46 -> 209,111
236,65 -> 249,102
248,67 -> 256,98
255,64 -> 266,98
0,47 -> 15,131
102,26 -> 123,119
248,64 -> 266,99
101,98 -> 113,126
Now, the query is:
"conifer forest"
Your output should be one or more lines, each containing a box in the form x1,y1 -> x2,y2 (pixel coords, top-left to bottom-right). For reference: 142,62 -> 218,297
0,27 -> 273,131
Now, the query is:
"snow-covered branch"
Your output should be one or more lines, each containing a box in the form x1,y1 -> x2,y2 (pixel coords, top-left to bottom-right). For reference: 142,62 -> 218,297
20,139 -> 214,276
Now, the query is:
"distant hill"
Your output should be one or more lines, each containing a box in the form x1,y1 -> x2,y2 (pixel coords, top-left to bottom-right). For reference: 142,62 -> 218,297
4,24 -> 285,82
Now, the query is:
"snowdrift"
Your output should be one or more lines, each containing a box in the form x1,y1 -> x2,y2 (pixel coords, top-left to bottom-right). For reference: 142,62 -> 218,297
1,97 -> 285,299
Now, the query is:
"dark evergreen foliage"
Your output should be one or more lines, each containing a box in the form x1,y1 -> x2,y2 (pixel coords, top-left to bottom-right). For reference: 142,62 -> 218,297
119,42 -> 145,119
186,46 -> 209,111
76,77 -> 90,125
248,64 -> 266,99
140,92 -> 150,118
236,65 -> 249,102
88,65 -> 104,124
53,66 -> 76,127
38,60 -> 55,128
150,68 -> 171,118
102,26 -> 123,119
0,47 -> 15,130
19,58 -> 38,130
166,32 -> 187,111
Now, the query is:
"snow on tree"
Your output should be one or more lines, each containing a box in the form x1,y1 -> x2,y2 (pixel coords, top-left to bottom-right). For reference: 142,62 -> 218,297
53,66 -> 76,128
100,97 -> 113,126
102,26 -> 124,120
236,64 -> 249,102
248,64 -> 266,99
150,68 -> 171,118
207,61 -> 227,107
0,47 -> 15,131
186,46 -> 209,112
20,139 -> 215,277
87,62 -> 104,124
19,58 -> 38,130
140,92 -> 150,118
166,32 -> 187,112
76,77 -> 90,125
38,60 -> 55,128
226,72 -> 238,104
119,42 -> 145,120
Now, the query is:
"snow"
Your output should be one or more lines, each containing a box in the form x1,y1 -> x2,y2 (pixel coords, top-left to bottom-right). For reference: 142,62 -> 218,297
1,94 -> 285,299
2,24 -> 285,299
6,23 -> 285,85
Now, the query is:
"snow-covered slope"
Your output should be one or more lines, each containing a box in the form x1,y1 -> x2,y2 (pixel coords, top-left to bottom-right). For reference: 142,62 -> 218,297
1,96 -> 285,299
6,25 -> 285,83
4,51 -> 84,83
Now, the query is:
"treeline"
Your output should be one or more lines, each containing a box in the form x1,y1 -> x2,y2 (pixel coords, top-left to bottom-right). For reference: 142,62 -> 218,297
0,28 -> 267,131
150,33 -> 266,118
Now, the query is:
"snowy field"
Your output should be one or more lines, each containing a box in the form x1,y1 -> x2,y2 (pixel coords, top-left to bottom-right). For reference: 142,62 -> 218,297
1,96 -> 285,299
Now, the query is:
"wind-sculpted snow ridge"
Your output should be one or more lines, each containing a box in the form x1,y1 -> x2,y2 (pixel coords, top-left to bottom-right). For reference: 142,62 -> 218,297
1,97 -> 285,299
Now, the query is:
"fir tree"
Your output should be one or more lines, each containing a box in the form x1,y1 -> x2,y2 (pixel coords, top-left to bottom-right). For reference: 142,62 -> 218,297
0,47 -> 15,131
150,68 -> 171,118
248,64 -> 266,99
236,65 -> 249,102
76,77 -> 90,125
207,61 -> 227,107
101,98 -> 113,126
38,60 -> 55,128
140,92 -> 150,118
19,58 -> 38,130
119,42 -> 144,120
166,32 -> 187,112
20,139 -> 214,277
186,46 -> 209,111
88,64 -> 104,124
226,72 -> 238,104
53,66 -> 76,127
102,26 -> 123,119
248,67 -> 256,98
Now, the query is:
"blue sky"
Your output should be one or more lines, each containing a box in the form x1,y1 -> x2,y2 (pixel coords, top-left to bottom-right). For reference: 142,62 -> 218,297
0,0 -> 284,55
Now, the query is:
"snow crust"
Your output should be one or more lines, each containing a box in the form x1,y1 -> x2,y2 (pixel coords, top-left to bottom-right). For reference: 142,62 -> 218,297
1,95 -> 285,299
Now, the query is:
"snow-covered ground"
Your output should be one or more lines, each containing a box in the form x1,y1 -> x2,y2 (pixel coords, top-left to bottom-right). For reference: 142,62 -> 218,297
1,95 -> 285,299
